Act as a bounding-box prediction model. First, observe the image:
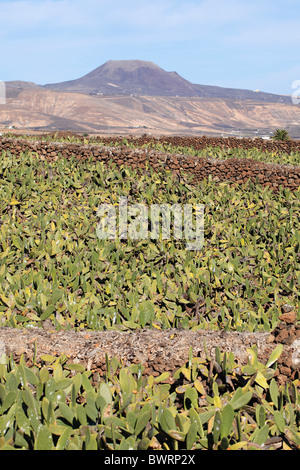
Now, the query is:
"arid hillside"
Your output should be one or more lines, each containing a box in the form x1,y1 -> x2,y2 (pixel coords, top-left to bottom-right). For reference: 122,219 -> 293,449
1,60 -> 300,137
1,83 -> 300,137
43,60 -> 291,103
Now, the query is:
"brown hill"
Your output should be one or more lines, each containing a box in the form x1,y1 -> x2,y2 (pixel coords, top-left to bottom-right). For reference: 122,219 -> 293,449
44,60 -> 196,97
1,61 -> 300,137
1,83 -> 300,137
43,60 -> 290,104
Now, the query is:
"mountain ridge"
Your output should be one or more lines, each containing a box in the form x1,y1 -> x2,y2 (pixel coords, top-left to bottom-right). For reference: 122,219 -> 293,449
42,59 -> 290,103
2,60 -> 300,137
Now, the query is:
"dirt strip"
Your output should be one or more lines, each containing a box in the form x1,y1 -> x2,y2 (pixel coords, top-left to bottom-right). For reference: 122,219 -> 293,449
0,316 -> 299,383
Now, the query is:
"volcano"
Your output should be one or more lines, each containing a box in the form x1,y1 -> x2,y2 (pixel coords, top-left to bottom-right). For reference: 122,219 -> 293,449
43,60 -> 290,103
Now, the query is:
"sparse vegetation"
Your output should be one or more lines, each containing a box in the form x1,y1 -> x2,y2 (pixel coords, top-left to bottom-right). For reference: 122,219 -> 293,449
272,129 -> 291,141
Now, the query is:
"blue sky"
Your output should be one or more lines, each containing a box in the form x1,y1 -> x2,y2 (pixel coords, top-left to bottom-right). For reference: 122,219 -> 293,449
1,0 -> 300,94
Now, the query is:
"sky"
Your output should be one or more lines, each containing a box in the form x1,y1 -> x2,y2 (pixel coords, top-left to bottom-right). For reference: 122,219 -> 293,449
1,0 -> 300,95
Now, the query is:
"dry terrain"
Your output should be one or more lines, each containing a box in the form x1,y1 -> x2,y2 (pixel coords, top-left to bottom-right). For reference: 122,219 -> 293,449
1,60 -> 300,137
2,85 -> 300,137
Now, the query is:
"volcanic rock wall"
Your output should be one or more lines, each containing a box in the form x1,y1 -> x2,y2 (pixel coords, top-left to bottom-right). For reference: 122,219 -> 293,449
41,132 -> 300,153
96,134 -> 300,154
0,137 -> 299,191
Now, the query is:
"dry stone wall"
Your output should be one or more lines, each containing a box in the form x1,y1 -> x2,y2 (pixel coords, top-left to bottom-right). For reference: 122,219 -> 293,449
97,134 -> 300,154
40,132 -> 300,153
0,137 -> 300,191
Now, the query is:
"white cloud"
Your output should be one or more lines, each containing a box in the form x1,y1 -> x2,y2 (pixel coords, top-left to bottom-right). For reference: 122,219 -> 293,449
0,0 -> 262,41
0,0 -> 299,93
